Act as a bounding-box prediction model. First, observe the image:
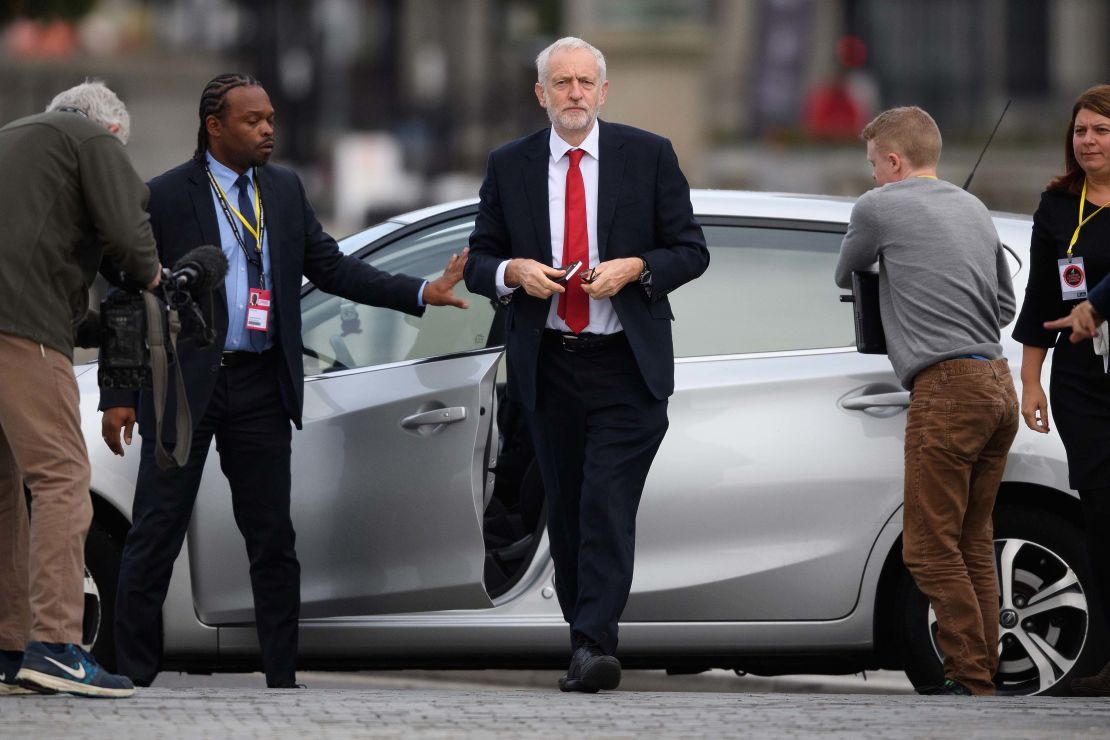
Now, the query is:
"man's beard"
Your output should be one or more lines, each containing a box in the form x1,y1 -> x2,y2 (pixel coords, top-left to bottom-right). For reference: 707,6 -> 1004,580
249,149 -> 273,168
548,106 -> 595,134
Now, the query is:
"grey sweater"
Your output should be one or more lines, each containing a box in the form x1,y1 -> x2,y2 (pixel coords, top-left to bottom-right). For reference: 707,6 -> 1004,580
834,177 -> 1016,389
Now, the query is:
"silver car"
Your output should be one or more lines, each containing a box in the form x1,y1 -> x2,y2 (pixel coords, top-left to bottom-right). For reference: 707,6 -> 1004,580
76,191 -> 1099,696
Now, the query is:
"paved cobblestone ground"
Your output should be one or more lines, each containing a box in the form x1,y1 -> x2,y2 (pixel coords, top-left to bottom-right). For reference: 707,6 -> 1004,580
2,686 -> 1108,739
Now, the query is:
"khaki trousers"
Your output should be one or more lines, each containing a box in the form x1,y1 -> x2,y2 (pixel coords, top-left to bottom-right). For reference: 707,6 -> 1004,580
0,332 -> 91,649
902,357 -> 1019,695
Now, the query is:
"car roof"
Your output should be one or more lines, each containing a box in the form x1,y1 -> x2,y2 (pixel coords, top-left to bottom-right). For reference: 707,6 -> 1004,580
690,190 -> 859,222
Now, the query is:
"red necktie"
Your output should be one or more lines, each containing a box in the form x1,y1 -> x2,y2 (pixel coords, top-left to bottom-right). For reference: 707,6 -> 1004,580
558,148 -> 589,333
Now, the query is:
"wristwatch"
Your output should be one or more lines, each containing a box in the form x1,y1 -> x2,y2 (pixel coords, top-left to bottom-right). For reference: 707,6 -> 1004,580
638,257 -> 652,286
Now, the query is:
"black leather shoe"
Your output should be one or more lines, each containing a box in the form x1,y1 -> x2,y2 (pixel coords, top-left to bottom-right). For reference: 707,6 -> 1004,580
558,645 -> 621,693
1071,660 -> 1110,697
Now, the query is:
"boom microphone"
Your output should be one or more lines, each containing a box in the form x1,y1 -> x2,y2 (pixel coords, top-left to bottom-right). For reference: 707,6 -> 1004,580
170,245 -> 229,293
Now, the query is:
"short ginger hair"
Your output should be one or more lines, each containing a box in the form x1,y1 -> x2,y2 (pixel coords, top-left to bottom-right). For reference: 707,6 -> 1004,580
860,106 -> 942,169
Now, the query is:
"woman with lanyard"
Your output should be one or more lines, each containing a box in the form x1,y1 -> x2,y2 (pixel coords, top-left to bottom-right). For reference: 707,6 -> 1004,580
1013,83 -> 1110,696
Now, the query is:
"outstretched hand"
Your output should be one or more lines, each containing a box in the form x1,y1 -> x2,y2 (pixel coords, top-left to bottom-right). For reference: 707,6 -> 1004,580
422,247 -> 470,309
1043,301 -> 1101,342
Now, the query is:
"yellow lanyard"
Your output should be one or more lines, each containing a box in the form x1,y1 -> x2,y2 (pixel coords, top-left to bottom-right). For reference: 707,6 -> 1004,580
1068,179 -> 1107,258
210,172 -> 262,244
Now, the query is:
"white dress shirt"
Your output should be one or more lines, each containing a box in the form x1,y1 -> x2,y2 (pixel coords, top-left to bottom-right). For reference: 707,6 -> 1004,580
495,123 -> 623,335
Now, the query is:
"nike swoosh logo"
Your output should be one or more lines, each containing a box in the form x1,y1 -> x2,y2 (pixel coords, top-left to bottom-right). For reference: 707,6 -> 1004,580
43,655 -> 87,680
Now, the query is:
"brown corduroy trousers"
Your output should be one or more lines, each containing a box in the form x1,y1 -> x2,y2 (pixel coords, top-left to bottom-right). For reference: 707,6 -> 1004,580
902,357 -> 1019,695
0,332 -> 92,649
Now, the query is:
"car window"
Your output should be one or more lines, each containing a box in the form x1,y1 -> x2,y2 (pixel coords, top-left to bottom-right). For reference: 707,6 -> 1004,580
671,224 -> 855,357
301,216 -> 495,374
334,221 -> 403,257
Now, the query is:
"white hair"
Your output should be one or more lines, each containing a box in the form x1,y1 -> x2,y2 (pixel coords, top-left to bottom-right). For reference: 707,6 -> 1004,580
536,37 -> 606,85
46,80 -> 131,144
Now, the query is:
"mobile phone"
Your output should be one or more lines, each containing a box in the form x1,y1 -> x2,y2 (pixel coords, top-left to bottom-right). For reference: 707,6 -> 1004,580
554,260 -> 583,284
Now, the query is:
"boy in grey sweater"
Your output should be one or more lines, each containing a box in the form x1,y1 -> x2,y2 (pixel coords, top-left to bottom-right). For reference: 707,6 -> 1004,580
835,107 -> 1018,696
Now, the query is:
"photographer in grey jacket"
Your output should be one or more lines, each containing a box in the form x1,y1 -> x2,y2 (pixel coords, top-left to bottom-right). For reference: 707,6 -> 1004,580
0,81 -> 160,698
835,106 -> 1018,696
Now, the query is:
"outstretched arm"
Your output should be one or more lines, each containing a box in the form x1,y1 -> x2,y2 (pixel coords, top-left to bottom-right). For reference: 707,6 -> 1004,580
1043,301 -> 1102,341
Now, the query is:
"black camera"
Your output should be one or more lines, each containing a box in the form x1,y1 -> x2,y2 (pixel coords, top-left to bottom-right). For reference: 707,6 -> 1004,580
96,245 -> 229,390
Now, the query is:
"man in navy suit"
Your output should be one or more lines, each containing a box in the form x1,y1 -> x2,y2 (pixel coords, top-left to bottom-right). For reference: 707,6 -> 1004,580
100,73 -> 468,688
464,37 -> 709,693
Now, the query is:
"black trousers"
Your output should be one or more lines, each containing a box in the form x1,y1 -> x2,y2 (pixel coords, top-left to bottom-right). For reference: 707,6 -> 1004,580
114,350 -> 299,687
1079,487 -> 1110,639
528,332 -> 668,656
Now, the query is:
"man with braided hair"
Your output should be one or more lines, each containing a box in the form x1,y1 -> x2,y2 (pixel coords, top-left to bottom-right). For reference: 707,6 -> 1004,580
102,73 -> 469,688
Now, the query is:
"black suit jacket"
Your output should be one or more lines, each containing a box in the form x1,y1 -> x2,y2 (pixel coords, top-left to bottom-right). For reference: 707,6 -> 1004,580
101,158 -> 425,437
464,121 -> 709,411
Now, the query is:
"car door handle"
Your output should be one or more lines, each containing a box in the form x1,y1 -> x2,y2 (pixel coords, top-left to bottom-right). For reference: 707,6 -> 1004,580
401,407 -> 468,429
841,392 -> 912,410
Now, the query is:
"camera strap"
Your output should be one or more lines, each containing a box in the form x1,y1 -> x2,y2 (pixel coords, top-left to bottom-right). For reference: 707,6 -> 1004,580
144,291 -> 192,469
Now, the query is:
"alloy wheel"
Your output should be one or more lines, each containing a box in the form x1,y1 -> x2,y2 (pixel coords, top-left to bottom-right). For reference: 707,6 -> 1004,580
927,537 -> 1089,695
81,566 -> 102,652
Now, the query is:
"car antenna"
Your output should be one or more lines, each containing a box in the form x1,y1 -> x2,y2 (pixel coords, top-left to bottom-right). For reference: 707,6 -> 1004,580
963,100 -> 1011,191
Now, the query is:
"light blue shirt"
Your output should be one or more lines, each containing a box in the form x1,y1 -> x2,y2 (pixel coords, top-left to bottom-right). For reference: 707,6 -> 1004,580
206,152 -> 274,351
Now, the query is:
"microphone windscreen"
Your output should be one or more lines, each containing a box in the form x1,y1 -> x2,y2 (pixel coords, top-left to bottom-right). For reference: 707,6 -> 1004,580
172,245 -> 229,292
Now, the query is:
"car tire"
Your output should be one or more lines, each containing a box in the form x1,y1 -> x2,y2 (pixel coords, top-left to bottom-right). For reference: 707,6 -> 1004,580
896,567 -> 943,692
898,504 -> 1106,696
83,518 -> 122,672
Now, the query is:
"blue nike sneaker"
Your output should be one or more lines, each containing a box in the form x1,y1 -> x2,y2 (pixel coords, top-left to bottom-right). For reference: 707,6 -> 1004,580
0,649 -> 41,695
15,642 -> 135,698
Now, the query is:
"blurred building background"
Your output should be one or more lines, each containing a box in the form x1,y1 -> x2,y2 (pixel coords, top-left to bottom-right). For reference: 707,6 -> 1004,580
2,0 -> 1107,236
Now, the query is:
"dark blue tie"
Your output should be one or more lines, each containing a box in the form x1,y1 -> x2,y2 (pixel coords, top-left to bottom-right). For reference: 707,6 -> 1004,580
235,174 -> 267,352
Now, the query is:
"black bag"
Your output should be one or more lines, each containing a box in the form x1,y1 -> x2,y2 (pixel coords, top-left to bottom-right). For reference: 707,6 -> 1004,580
839,271 -> 886,354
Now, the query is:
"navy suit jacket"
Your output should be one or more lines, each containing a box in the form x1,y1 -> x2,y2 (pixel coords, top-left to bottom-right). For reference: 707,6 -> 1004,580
464,121 -> 709,411
101,158 -> 425,437
1091,274 -> 1110,319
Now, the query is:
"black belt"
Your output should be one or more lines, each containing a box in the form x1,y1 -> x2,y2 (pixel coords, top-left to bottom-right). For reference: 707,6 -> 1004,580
220,348 -> 273,367
543,330 -> 624,352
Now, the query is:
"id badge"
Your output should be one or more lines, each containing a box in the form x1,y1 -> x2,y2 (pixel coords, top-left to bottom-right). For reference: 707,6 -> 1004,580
1058,257 -> 1088,300
246,288 -> 271,331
